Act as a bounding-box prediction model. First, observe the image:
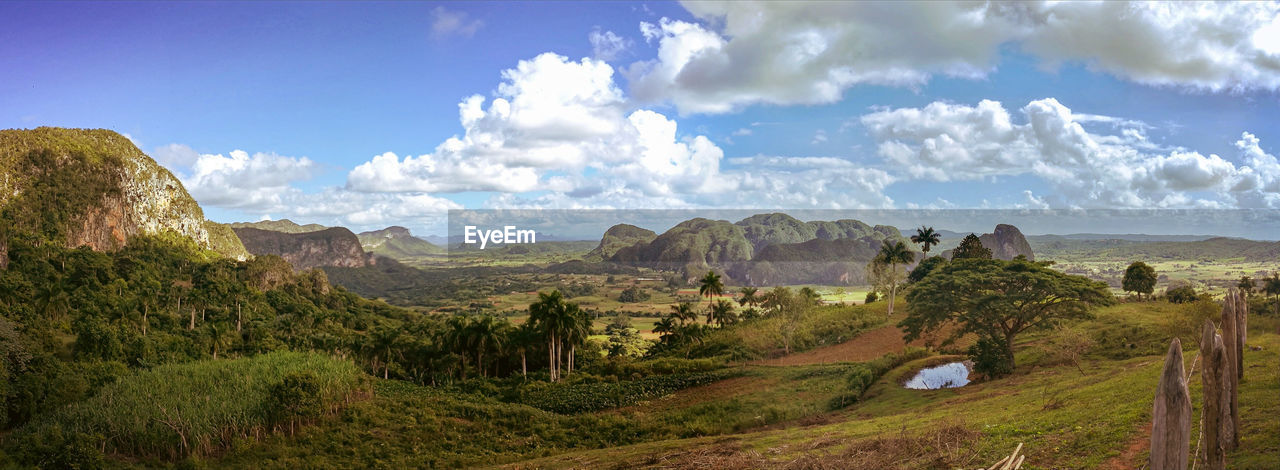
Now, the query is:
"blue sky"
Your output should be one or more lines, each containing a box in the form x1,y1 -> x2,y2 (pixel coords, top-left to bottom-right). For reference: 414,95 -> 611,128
3,1 -> 1280,236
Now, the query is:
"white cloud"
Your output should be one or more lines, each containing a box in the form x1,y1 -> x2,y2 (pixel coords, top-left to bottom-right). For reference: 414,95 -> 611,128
628,1 -> 1280,114
180,149 -> 318,211
862,97 -> 1280,208
152,143 -> 200,169
589,28 -> 632,61
345,51 -> 898,211
430,6 -> 482,39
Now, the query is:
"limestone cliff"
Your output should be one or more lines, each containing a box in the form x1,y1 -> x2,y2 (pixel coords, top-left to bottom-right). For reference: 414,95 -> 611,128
979,224 -> 1035,261
233,227 -> 373,270
0,127 -> 245,260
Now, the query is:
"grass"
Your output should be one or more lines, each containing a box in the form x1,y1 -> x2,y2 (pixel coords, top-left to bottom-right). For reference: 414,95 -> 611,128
4,351 -> 368,464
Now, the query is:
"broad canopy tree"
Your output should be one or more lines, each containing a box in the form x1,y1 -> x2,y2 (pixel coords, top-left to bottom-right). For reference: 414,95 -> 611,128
899,258 -> 1113,372
1122,261 -> 1157,300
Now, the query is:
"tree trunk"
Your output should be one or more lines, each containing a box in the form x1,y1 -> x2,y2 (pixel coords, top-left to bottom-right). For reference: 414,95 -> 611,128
887,280 -> 896,316
477,350 -> 485,378
236,302 -> 242,333
142,304 -> 148,336
1005,330 -> 1018,370
568,345 -> 575,375
548,337 -> 556,382
189,307 -> 195,331
1149,338 -> 1191,470
1201,321 -> 1226,470
521,351 -> 527,380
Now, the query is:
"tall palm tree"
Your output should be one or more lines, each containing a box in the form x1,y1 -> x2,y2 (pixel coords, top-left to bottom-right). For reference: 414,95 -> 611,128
875,241 -> 915,316
444,315 -> 472,380
737,287 -> 760,308
563,311 -> 591,376
698,271 -> 724,323
528,290 -> 581,382
911,227 -> 941,254
370,325 -> 403,380
510,322 -> 538,380
652,316 -> 678,345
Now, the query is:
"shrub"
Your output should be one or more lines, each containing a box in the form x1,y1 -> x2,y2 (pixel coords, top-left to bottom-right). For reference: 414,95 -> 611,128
968,337 -> 1013,378
864,291 -> 878,303
1165,285 -> 1199,304
830,347 -> 932,408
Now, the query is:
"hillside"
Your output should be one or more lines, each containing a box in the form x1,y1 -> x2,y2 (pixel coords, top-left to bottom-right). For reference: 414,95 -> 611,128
585,223 -> 657,261
229,219 -> 327,233
0,127 -> 247,259
356,226 -> 444,260
605,214 -> 914,284
233,226 -> 373,270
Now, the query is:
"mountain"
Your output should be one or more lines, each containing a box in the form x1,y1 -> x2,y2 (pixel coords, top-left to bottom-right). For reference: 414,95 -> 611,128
0,127 -> 245,262
585,224 -> 657,261
606,213 -> 915,283
939,224 -> 1035,260
357,226 -> 444,260
229,219 -> 328,233
233,226 -> 374,270
204,221 -> 251,260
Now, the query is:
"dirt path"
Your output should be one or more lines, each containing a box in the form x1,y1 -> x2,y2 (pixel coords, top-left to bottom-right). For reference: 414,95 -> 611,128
753,324 -> 934,366
1102,422 -> 1150,469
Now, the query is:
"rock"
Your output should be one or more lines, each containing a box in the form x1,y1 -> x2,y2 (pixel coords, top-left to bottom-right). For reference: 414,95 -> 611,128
1149,338 -> 1191,470
234,227 -> 373,270
979,224 -> 1035,261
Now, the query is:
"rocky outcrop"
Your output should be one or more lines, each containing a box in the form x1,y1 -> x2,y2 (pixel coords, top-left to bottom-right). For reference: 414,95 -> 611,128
357,226 -> 443,260
979,224 -> 1035,261
234,226 -> 373,270
204,220 -> 251,261
229,219 -> 327,234
0,128 -> 241,258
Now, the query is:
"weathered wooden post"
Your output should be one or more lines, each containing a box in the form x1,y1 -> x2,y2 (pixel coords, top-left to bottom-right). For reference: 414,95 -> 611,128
1220,291 -> 1241,451
1234,288 -> 1247,380
1200,320 -> 1226,470
1150,338 -> 1191,470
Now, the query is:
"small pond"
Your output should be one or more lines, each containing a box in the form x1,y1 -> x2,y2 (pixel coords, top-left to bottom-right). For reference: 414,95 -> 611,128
903,361 -> 971,390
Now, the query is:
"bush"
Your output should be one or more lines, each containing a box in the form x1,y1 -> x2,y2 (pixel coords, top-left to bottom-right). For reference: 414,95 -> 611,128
968,337 -> 1013,378
519,370 -> 738,414
1165,285 -> 1199,304
5,351 -> 368,462
830,347 -> 932,408
618,286 -> 651,303
864,291 -> 878,303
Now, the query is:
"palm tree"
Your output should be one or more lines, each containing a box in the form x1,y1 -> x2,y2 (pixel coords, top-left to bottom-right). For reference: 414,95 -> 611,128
467,315 -> 509,378
875,241 -> 915,316
698,270 -> 724,323
563,311 -> 591,376
444,315 -> 472,380
911,226 -> 941,254
738,287 -> 760,308
710,299 -> 737,327
670,302 -> 698,324
370,325 -> 403,380
510,322 -> 538,380
652,316 -> 678,345
797,287 -> 821,306
1238,276 -> 1256,297
528,290 -> 581,382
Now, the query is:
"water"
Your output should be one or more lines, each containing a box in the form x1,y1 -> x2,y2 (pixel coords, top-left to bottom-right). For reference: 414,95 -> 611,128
903,361 -> 971,389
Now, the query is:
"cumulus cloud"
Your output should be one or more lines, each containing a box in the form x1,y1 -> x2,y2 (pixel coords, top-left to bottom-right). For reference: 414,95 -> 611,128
179,150 -> 318,210
629,1 -> 1280,114
861,97 -> 1280,208
430,6 -> 483,39
589,28 -> 632,61
345,52 -> 896,210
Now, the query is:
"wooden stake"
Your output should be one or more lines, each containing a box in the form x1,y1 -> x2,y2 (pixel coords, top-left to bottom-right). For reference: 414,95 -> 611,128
1149,338 -> 1191,470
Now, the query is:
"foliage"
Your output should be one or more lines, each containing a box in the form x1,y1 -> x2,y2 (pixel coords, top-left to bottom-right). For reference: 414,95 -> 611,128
910,226 -> 941,254
907,255 -> 948,283
951,234 -> 992,260
517,370 -> 738,414
967,336 -> 1014,378
864,291 -> 878,303
1165,285 -> 1200,304
834,347 -> 933,407
901,258 -> 1114,370
4,351 -> 367,462
617,285 -> 651,303
1121,261 -> 1157,300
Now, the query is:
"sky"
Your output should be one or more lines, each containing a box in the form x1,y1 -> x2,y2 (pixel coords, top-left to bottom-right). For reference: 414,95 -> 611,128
3,1 -> 1280,237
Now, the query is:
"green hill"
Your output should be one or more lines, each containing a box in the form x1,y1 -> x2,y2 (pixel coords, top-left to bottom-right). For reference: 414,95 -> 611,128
0,127 -> 244,259
229,219 -> 328,234
356,226 -> 444,260
585,223 -> 657,261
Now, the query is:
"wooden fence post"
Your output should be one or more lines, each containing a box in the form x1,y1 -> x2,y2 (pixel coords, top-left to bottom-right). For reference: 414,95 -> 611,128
1200,320 -> 1225,470
1220,291 -> 1241,451
1150,338 -> 1191,470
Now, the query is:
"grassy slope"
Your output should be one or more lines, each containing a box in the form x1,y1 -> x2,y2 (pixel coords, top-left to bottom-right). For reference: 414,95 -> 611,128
509,303 -> 1280,469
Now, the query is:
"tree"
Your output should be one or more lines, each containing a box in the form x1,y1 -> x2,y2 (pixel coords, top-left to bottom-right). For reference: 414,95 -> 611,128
509,322 -> 538,380
907,256 -> 948,284
527,290 -> 582,382
669,302 -> 698,324
900,258 -> 1113,374
951,234 -> 992,260
709,299 -> 737,327
1122,261 -> 1157,301
467,315 -> 509,378
911,226 -> 941,254
1166,285 -> 1199,304
797,286 -> 821,306
1266,274 -> 1280,315
737,287 -> 760,308
872,241 -> 915,316
1237,276 -> 1255,297
698,270 -> 724,322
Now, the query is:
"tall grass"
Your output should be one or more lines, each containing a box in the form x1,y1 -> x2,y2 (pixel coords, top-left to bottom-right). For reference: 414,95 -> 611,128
7,351 -> 368,462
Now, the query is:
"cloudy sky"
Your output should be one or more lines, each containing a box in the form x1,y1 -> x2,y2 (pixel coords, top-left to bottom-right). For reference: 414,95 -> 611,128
3,1 -> 1280,235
